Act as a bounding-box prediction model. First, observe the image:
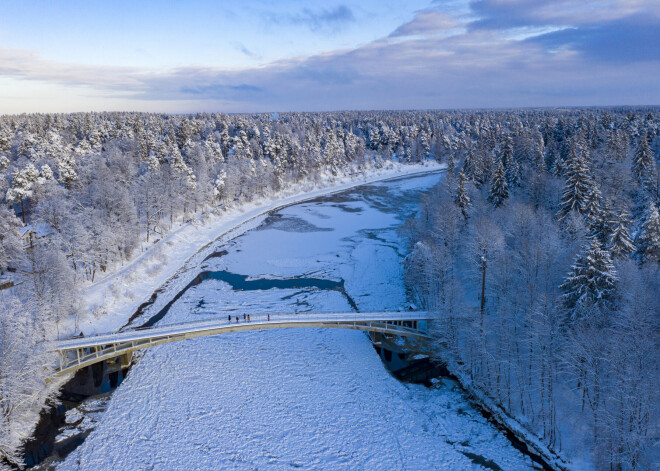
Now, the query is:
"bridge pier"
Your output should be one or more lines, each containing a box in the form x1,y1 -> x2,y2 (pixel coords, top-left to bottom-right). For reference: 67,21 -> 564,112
120,352 -> 132,369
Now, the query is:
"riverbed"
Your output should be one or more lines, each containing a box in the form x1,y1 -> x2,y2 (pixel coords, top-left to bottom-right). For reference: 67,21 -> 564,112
55,172 -> 537,470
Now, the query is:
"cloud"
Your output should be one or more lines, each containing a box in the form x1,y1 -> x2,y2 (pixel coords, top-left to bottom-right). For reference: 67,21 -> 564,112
0,47 -> 143,90
468,0 -> 659,30
232,42 -> 259,59
389,10 -> 459,37
527,15 -> 660,62
273,5 -> 355,33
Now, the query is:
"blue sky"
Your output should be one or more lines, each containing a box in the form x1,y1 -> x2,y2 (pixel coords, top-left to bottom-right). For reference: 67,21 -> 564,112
0,0 -> 658,113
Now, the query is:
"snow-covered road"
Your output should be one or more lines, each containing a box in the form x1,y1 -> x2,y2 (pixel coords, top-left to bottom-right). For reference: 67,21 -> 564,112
57,171 -> 537,470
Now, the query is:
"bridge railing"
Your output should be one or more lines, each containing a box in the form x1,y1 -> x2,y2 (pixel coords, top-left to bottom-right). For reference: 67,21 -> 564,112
56,311 -> 431,350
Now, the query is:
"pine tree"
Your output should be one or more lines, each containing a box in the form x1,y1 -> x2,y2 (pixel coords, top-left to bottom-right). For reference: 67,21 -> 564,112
561,238 -> 617,318
5,164 -> 39,223
558,144 -> 592,220
635,202 -> 660,263
608,210 -> 635,257
455,170 -> 471,217
488,160 -> 509,207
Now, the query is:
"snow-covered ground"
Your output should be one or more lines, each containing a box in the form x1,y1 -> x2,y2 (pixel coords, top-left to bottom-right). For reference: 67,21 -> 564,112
57,171 -> 538,470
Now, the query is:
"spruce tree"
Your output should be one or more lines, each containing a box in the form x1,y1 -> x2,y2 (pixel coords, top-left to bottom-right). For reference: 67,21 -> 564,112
488,160 -> 509,207
632,132 -> 655,184
635,202 -> 660,263
501,135 -> 520,186
583,187 -> 602,227
561,238 -> 617,319
447,155 -> 456,176
608,210 -> 635,257
462,147 -> 476,180
455,170 -> 471,217
558,143 -> 592,220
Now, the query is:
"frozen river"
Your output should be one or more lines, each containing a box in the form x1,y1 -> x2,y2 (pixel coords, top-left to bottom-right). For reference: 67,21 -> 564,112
58,172 -> 537,470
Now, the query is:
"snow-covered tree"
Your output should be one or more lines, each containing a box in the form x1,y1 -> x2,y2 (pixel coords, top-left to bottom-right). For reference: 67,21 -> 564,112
558,144 -> 593,219
455,170 -> 471,217
635,202 -> 660,263
39,164 -> 54,183
0,205 -> 23,272
57,157 -> 78,189
5,163 -> 40,223
560,238 -> 617,318
608,210 -> 635,257
213,170 -> 227,203
632,131 -> 658,193
488,160 -> 509,207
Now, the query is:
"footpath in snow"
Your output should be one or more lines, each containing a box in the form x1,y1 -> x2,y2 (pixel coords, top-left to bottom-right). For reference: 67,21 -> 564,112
74,161 -> 443,337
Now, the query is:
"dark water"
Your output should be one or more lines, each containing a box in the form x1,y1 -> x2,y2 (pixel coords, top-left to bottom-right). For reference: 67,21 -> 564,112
137,270 -> 359,329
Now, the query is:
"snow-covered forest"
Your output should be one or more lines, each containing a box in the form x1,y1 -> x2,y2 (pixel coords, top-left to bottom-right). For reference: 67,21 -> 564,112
403,109 -> 659,470
0,108 -> 658,469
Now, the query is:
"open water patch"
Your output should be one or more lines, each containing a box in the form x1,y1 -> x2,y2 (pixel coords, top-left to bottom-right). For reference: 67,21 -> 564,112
134,270 -> 358,329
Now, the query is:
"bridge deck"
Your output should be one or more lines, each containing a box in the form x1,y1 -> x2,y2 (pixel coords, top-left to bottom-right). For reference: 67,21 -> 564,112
56,311 -> 433,350
52,312 -> 433,377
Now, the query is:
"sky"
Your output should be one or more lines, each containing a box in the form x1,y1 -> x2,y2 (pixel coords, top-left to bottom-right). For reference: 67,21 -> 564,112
0,0 -> 659,114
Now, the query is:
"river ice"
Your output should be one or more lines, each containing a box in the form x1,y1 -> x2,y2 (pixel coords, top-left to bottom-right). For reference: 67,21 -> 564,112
58,173 -> 537,470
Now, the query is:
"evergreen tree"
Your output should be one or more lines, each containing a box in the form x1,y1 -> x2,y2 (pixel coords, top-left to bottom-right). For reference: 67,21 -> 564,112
5,164 -> 39,223
635,202 -> 660,263
558,144 -> 593,220
632,131 -> 657,191
583,187 -> 602,228
455,170 -> 471,217
561,238 -> 617,318
447,154 -> 455,176
608,210 -> 635,257
488,160 -> 509,207
462,147 -> 476,180
501,135 -> 520,186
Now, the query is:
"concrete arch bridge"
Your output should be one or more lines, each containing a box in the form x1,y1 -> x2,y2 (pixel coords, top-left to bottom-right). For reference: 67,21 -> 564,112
53,311 -> 432,377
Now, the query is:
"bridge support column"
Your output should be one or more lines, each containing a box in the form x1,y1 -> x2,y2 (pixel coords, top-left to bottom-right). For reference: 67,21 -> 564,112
120,352 -> 132,369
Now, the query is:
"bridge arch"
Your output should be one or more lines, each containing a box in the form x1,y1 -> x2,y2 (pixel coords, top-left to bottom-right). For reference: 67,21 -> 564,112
53,312 -> 432,377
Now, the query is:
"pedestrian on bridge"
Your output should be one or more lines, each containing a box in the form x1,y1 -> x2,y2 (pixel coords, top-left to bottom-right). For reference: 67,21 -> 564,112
247,314 -> 250,322
228,314 -> 231,322
267,313 -> 270,321
236,315 -> 239,324
243,313 -> 246,321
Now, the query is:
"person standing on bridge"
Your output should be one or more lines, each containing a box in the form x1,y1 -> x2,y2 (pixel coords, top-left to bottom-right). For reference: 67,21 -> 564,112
243,313 -> 246,321
247,314 -> 250,322
236,315 -> 239,323
228,314 -> 231,323
267,313 -> 270,321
